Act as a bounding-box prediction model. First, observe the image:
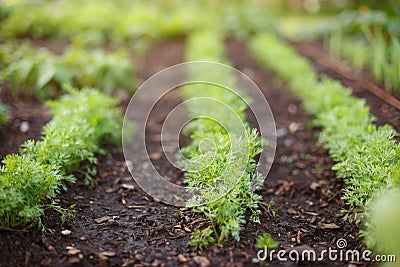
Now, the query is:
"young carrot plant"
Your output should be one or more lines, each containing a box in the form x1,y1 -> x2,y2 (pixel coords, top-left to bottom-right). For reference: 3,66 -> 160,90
182,30 -> 266,250
0,88 -> 123,229
255,232 -> 279,250
0,154 -> 64,228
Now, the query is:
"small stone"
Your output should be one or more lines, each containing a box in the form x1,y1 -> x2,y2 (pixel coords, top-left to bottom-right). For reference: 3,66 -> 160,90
98,251 -> 116,257
178,254 -> 187,263
135,254 -> 143,261
288,122 -> 301,133
79,236 -> 87,241
151,259 -> 160,267
95,216 -> 112,224
287,208 -> 297,215
61,230 -> 72,236
67,248 -> 81,255
20,121 -> 29,133
310,182 -> 320,190
148,152 -> 162,160
193,256 -> 210,267
121,183 -> 135,190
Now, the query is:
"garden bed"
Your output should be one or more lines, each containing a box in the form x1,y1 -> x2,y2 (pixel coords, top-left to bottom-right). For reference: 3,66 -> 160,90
0,38 -> 390,266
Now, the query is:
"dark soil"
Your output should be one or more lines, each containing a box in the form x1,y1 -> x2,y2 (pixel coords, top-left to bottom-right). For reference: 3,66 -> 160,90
0,38 -> 385,267
0,87 -> 50,158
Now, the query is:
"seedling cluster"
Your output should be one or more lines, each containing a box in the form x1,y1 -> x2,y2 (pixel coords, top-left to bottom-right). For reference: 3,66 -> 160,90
250,31 -> 400,258
181,30 -> 267,250
0,88 -> 123,229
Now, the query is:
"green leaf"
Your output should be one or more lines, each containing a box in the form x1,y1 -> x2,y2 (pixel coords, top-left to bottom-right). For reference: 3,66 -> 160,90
15,59 -> 34,82
36,59 -> 56,90
53,66 -> 73,85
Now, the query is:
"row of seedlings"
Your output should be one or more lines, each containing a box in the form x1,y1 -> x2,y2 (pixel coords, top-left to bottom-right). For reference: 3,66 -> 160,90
180,30 -> 266,250
0,88 -> 123,229
249,31 -> 400,260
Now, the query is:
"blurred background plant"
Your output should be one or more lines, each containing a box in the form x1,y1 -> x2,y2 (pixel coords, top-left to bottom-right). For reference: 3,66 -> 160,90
0,42 -> 135,99
322,2 -> 400,93
264,0 -> 400,94
0,103 -> 7,128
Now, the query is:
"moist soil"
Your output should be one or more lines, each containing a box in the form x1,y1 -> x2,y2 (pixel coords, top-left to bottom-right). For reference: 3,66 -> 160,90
0,38 -> 393,266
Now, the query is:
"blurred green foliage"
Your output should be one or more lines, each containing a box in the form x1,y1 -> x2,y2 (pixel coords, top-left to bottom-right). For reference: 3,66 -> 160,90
313,1 -> 400,92
0,42 -> 135,98
363,188 -> 400,266
0,0 -> 276,45
0,103 -> 7,128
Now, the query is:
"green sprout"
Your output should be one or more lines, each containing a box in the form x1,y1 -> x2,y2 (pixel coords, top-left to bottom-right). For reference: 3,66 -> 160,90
256,232 -> 279,250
